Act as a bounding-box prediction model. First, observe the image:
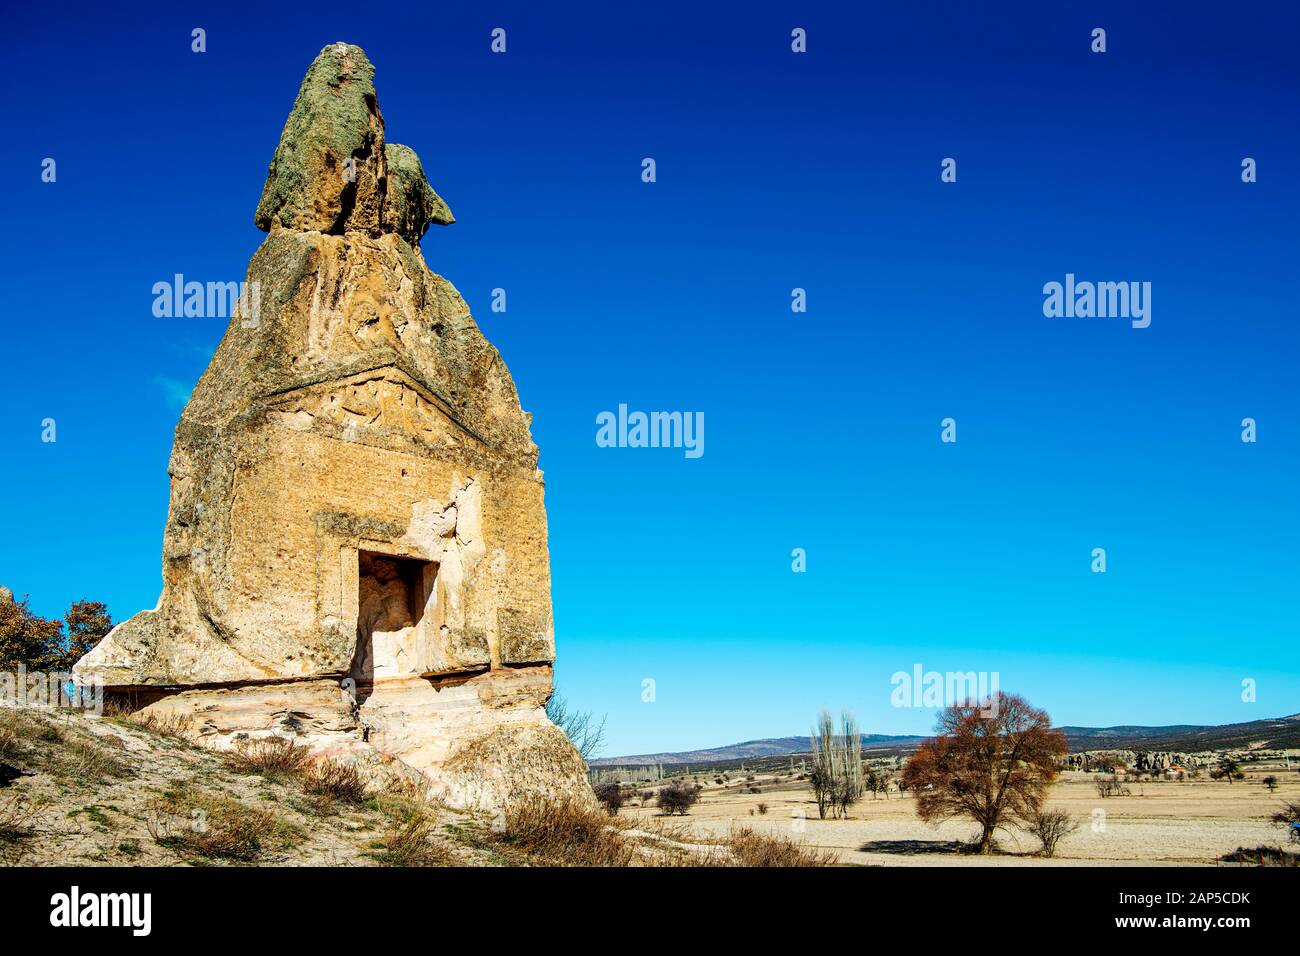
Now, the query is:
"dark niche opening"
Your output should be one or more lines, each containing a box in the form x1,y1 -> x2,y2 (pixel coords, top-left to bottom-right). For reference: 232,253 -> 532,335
349,550 -> 436,695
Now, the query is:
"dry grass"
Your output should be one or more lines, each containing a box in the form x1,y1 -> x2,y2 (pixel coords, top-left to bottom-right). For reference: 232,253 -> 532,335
147,788 -> 299,863
63,737 -> 130,784
361,776 -> 453,866
0,725 -> 22,764
1,708 -> 132,786
0,792 -> 38,841
0,792 -> 49,864
366,774 -> 434,824
223,736 -> 311,779
0,706 -> 537,867
715,827 -> 837,867
303,759 -> 368,806
120,709 -> 191,741
372,816 -> 455,866
223,740 -> 370,817
492,796 -> 832,867
0,708 -> 49,748
498,797 -> 637,867
1220,845 -> 1300,867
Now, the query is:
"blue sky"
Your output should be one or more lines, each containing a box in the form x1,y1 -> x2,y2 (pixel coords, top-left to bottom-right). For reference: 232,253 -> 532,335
3,2 -> 1296,757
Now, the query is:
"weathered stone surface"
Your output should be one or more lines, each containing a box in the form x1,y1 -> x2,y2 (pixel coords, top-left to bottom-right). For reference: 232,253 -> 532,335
135,680 -> 361,751
253,44 -> 454,247
77,44 -> 590,812
255,43 -> 386,236
383,143 -> 454,242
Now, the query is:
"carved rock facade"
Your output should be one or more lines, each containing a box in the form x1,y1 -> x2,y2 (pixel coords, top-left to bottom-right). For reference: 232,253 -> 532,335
75,43 -> 590,812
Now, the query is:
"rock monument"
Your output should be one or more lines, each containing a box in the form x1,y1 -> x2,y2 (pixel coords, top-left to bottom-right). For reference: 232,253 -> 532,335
75,43 -> 590,811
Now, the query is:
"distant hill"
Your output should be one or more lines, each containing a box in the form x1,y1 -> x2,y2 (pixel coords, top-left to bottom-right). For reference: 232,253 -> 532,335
589,734 -> 924,767
1059,714 -> 1300,753
591,714 -> 1300,767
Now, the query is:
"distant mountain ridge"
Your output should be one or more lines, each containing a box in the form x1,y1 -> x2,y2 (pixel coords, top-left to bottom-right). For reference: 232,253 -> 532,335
589,734 -> 925,767
591,714 -> 1300,766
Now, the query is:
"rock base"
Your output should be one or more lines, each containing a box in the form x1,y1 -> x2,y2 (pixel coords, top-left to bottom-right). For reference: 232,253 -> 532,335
131,665 -> 591,813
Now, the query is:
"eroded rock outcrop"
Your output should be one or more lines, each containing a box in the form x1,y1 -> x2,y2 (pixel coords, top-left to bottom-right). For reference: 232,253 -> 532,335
75,43 -> 589,812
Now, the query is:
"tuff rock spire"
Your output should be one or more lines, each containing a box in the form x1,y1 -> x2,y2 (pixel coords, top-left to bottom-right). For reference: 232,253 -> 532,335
254,43 -> 453,244
75,45 -> 588,814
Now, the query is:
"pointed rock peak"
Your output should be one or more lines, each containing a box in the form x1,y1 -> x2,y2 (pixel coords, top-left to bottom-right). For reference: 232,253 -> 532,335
383,143 -> 454,244
256,42 -> 385,236
255,43 -> 453,247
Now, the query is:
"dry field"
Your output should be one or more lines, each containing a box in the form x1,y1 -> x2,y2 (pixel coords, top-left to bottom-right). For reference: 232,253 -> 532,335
0,707 -> 830,867
621,765 -> 1298,866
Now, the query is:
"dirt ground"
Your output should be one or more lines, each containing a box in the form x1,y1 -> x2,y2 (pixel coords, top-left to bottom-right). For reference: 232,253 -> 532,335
622,767 -> 1297,866
7,706 -> 1295,867
0,707 -> 505,867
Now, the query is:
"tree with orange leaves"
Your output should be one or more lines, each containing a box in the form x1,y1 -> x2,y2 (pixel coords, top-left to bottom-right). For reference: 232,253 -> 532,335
0,593 -> 113,673
901,692 -> 1067,854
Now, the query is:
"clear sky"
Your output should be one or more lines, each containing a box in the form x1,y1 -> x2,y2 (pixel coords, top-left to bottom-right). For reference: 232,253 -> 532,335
3,1 -> 1296,758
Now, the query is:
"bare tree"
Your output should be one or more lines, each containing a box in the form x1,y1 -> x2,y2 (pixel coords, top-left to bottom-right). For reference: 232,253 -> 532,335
656,780 -> 699,816
809,710 -> 864,819
1095,775 -> 1131,798
874,768 -> 894,800
1024,807 -> 1079,858
545,688 -> 607,764
1213,756 -> 1244,784
593,782 -> 624,815
1270,800 -> 1300,846
901,692 -> 1067,854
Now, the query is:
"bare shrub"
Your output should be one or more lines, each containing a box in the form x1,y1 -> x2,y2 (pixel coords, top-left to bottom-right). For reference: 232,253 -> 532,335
1024,807 -> 1080,857
756,802 -> 768,815
1220,845 -> 1299,867
303,759 -> 368,805
1095,775 -> 1131,798
223,736 -> 310,778
545,688 -> 606,763
1270,801 -> 1300,846
1213,756 -> 1244,783
593,782 -> 624,815
657,780 -> 699,816
499,796 -> 635,866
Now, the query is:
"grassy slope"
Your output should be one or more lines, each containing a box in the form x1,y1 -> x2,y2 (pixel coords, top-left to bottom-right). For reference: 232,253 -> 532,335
0,706 -> 508,867
0,708 -> 831,867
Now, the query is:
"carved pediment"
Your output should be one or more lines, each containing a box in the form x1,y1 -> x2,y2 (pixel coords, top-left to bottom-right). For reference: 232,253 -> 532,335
263,366 -> 484,450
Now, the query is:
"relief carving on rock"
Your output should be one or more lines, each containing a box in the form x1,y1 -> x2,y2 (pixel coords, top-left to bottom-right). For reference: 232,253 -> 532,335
266,368 -> 476,453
